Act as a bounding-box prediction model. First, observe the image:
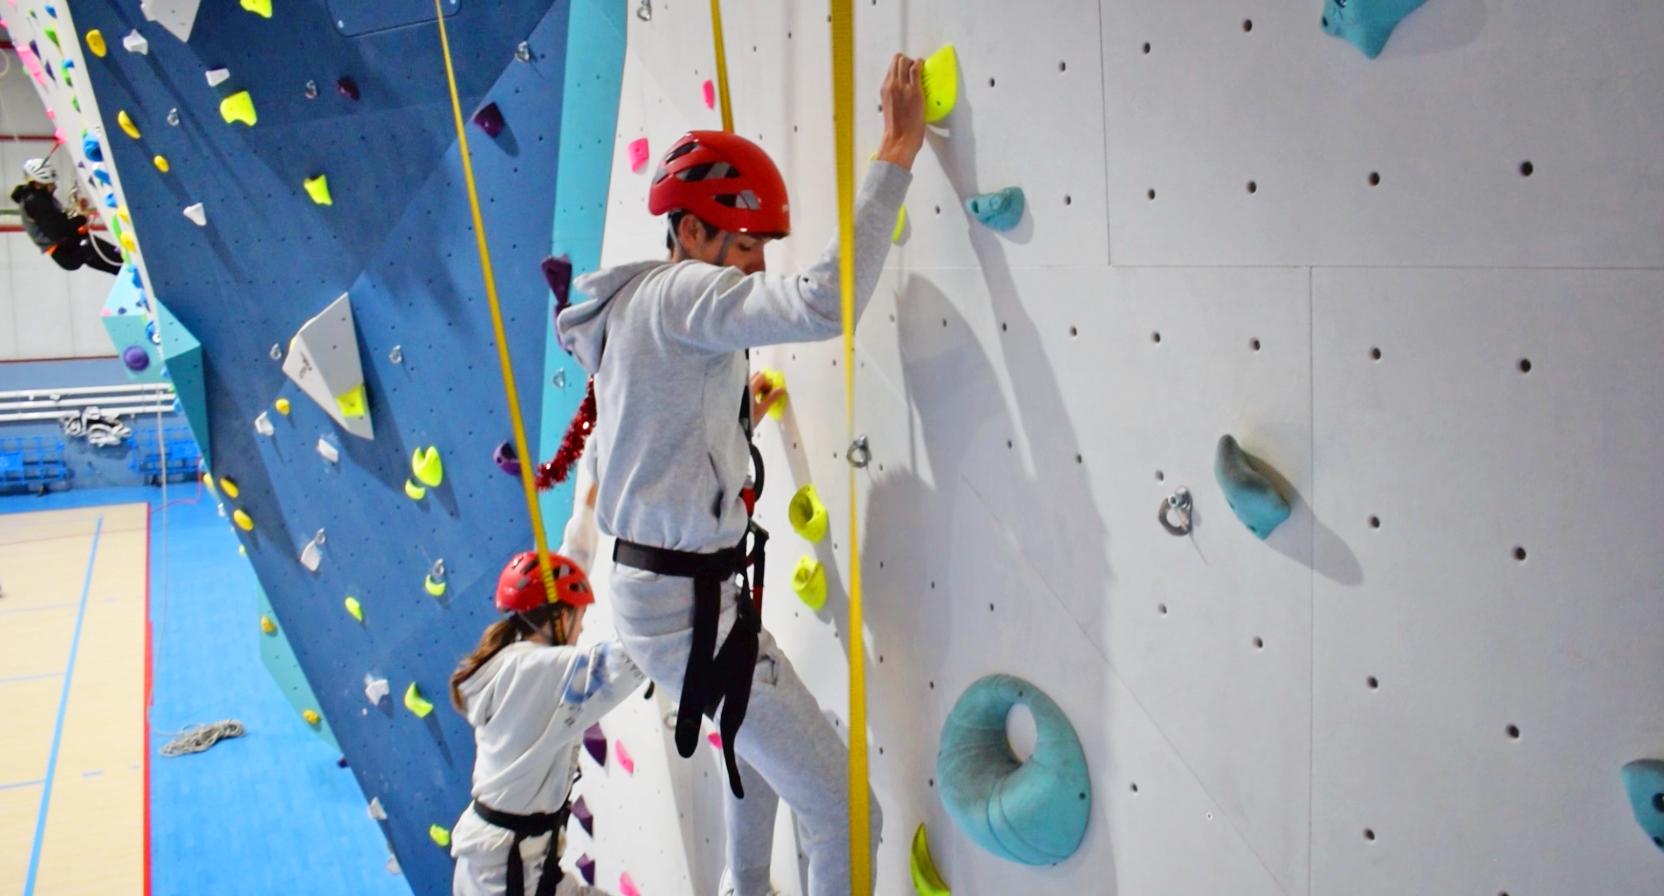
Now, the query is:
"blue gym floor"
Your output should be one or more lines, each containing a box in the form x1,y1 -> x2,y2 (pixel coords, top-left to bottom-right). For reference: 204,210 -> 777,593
0,485 -> 412,896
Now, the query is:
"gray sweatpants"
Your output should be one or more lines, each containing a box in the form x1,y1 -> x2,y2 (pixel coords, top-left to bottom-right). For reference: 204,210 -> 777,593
608,564 -> 881,896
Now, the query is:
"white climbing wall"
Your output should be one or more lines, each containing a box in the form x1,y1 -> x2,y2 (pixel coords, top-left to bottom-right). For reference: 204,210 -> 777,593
580,2 -> 1664,895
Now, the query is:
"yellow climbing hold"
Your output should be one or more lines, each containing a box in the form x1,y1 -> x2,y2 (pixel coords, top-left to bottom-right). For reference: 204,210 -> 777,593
117,110 -> 140,139
921,45 -> 958,123
428,825 -> 451,847
791,557 -> 826,611
241,0 -> 273,17
334,384 -> 366,419
759,369 -> 787,419
152,155 -> 169,172
404,479 -> 427,501
424,574 -> 447,597
219,91 -> 257,126
302,708 -> 321,726
893,205 -> 908,243
909,822 -> 952,896
789,484 -> 828,542
411,446 -> 444,488
344,596 -> 363,622
85,30 -> 107,57
259,614 -> 276,634
218,476 -> 240,499
303,174 -> 332,206
119,232 -> 137,253
274,397 -> 291,415
404,682 -> 434,717
232,509 -> 254,531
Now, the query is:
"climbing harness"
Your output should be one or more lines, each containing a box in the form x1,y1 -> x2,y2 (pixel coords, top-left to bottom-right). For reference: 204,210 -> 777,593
432,0 -> 560,601
611,384 -> 768,799
470,798 -> 572,896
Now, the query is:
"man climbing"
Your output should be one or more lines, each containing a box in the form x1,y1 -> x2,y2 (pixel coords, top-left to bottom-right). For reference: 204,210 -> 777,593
11,158 -> 122,275
555,54 -> 926,896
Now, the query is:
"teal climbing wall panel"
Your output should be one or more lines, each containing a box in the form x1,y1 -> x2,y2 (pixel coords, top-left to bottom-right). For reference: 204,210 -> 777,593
256,583 -> 342,750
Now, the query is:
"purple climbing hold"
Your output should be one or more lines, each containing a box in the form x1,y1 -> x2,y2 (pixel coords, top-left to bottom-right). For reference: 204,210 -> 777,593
494,440 -> 521,476
582,722 -> 606,765
472,102 -> 504,138
576,854 -> 596,886
571,795 -> 593,836
543,254 -> 573,312
122,345 -> 149,371
336,76 -> 360,101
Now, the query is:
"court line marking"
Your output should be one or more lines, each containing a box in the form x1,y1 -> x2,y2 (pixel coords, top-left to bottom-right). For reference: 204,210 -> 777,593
0,672 -> 64,685
23,514 -> 101,896
0,602 -> 79,616
0,779 -> 45,791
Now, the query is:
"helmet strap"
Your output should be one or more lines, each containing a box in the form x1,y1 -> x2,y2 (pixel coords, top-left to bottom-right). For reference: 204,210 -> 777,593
713,232 -> 736,268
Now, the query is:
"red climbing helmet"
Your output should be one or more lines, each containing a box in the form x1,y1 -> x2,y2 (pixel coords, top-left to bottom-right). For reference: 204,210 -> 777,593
495,550 -> 595,614
648,131 -> 791,236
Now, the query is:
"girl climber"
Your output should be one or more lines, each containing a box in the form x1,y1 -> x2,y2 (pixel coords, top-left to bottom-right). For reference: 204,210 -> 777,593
11,158 -> 123,275
448,549 -> 647,896
551,54 -> 927,896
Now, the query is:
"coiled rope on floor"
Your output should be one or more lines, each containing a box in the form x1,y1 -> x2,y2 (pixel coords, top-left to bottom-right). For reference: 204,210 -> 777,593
158,720 -> 245,757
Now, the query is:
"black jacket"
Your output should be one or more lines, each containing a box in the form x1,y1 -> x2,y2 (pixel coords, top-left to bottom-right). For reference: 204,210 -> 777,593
10,183 -> 84,249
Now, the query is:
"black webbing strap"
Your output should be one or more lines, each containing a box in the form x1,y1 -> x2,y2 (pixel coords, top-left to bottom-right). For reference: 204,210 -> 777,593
471,800 -> 570,896
613,538 -> 760,798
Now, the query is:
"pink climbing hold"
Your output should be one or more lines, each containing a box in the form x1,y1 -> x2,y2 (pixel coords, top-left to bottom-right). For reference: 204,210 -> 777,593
707,732 -> 722,750
627,137 -> 649,173
615,739 -> 634,775
702,79 -> 715,109
619,872 -> 642,896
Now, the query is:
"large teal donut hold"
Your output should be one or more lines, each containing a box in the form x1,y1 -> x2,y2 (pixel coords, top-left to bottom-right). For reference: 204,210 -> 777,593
935,674 -> 1091,865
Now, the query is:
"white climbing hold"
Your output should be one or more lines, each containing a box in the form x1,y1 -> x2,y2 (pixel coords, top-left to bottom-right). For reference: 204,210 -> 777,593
316,438 -> 340,464
365,675 -> 390,706
385,855 -> 401,875
254,411 -> 274,436
299,531 -> 323,572
367,796 -> 387,820
205,67 -> 230,87
122,30 -> 149,54
182,203 -> 206,226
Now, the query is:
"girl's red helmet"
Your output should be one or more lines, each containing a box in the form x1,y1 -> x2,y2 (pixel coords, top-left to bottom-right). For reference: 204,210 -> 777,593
648,131 -> 791,236
495,550 -> 595,614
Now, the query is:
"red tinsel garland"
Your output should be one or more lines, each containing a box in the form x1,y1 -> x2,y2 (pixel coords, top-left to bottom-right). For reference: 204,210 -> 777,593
535,377 -> 597,490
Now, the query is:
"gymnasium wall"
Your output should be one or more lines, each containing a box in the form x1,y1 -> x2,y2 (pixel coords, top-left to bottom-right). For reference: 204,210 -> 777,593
569,2 -> 1664,896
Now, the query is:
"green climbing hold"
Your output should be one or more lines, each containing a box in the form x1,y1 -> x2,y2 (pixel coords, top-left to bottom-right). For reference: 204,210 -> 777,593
404,682 -> 434,717
921,45 -> 958,124
304,174 -> 332,206
791,557 -> 826,610
411,446 -> 443,487
241,0 -> 273,17
219,91 -> 257,126
789,484 -> 828,542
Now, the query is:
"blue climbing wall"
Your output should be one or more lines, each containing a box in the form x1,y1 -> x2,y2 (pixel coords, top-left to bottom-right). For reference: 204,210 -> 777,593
72,1 -> 603,892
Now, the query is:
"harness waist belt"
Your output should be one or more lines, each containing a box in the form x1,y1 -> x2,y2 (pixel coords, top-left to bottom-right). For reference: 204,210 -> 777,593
613,536 -> 761,799
471,799 -> 569,896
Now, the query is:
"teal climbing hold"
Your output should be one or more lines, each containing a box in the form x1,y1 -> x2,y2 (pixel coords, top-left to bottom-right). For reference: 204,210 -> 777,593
100,265 -> 165,384
1215,435 -> 1290,539
1621,759 -> 1664,852
1321,0 -> 1428,59
153,299 -> 212,471
937,674 -> 1090,865
965,187 -> 1024,232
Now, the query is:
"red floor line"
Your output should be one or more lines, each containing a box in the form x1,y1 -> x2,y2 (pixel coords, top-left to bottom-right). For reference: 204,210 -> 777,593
143,501 -> 153,896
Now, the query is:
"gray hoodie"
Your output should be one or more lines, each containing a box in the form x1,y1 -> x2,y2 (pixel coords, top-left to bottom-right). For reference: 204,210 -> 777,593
557,161 -> 912,554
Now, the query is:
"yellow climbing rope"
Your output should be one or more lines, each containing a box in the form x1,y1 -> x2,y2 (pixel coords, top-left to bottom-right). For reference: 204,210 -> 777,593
432,0 -> 558,600
828,1 -> 869,893
708,0 -> 734,132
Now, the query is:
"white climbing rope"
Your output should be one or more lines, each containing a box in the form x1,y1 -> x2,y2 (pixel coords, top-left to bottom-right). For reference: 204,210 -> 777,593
158,720 -> 245,757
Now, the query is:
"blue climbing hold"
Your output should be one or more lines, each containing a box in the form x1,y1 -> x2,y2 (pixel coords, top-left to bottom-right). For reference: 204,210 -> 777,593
936,674 -> 1090,865
82,134 -> 103,162
965,187 -> 1024,232
92,165 -> 110,186
1215,435 -> 1291,539
1321,0 -> 1428,59
1621,760 -> 1664,852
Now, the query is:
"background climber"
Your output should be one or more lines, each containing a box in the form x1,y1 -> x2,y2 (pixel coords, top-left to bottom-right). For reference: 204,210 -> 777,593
448,550 -> 648,896
12,157 -> 123,275
553,53 -> 927,896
